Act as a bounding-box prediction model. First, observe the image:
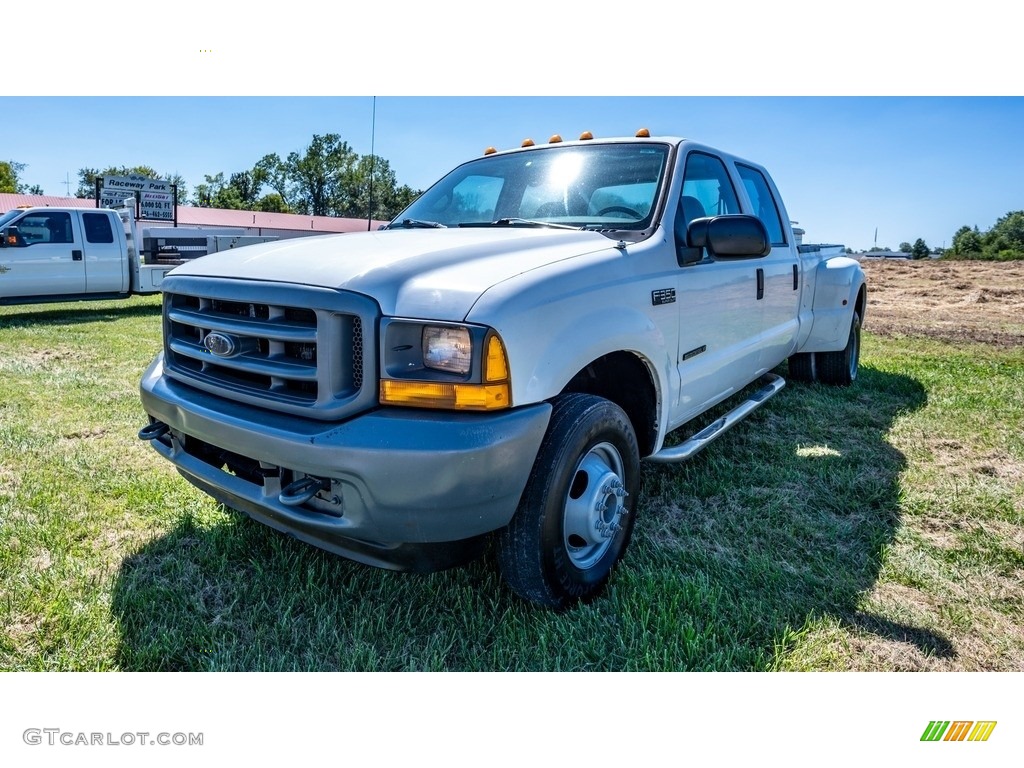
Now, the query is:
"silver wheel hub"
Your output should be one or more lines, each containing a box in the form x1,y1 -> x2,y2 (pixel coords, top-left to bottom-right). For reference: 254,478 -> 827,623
849,320 -> 860,380
562,442 -> 629,570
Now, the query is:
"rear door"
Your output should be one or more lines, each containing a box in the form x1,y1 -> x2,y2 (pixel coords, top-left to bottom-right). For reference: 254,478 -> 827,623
736,163 -> 800,369
0,210 -> 86,300
80,211 -> 128,293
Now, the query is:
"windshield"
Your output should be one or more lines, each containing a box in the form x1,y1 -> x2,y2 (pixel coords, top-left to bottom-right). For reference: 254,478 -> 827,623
0,209 -> 25,228
391,142 -> 670,231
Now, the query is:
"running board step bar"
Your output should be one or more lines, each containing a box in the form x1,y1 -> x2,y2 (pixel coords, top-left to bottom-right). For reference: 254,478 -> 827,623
647,373 -> 786,464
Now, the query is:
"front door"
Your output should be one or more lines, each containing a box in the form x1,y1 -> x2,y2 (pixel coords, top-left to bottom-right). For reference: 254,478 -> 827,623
0,210 -> 86,300
671,150 -> 764,426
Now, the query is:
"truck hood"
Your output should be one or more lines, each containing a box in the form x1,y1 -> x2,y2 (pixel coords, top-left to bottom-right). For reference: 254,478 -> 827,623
171,228 -> 614,319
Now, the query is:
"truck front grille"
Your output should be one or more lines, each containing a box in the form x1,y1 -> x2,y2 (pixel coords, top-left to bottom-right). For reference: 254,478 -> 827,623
161,277 -> 377,420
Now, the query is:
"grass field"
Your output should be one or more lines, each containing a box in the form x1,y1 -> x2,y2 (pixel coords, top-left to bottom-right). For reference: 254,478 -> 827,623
1,260 -> 1022,671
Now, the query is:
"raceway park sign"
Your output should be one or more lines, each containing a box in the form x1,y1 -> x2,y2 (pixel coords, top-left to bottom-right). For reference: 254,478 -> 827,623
99,175 -> 175,221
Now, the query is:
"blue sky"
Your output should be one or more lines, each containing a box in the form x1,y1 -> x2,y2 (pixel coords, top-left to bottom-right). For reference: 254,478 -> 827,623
3,96 -> 1021,252
4,6 -> 1020,253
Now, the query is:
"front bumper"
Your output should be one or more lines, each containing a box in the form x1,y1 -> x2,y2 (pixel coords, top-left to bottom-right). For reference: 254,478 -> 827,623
139,354 -> 551,571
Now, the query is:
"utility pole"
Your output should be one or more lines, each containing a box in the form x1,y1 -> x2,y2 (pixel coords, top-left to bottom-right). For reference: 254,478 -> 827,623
367,96 -> 376,231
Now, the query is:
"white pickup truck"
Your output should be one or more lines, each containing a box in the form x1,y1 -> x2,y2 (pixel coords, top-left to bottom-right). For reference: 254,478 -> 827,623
138,131 -> 866,608
0,205 -> 172,305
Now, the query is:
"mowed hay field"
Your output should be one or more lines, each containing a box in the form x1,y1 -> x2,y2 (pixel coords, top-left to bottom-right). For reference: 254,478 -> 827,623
1,258 -> 1021,671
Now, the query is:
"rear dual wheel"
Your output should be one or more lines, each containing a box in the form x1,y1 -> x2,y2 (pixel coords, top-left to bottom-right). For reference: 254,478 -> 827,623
497,393 -> 640,609
787,311 -> 861,386
817,311 -> 861,386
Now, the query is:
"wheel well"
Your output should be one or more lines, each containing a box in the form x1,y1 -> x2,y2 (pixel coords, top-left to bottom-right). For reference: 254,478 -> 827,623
856,285 -> 867,322
561,352 -> 658,457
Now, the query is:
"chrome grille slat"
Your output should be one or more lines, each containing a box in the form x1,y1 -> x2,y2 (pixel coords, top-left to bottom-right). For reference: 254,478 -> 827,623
168,339 -> 319,381
160,278 -> 378,421
167,307 -> 318,343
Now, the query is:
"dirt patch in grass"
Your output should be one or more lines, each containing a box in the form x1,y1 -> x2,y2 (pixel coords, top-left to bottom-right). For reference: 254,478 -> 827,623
861,259 -> 1024,348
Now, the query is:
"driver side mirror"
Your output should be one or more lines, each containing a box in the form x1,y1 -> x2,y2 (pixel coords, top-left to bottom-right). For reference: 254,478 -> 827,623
687,215 -> 771,259
1,225 -> 22,248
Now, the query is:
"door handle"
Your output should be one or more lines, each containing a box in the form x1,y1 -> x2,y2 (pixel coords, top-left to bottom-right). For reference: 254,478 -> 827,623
72,250 -> 83,261
756,268 -> 764,300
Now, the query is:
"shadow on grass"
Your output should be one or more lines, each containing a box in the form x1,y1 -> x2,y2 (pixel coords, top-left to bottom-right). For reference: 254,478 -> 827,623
111,365 -> 937,671
847,613 -> 955,659
634,364 -> 941,668
0,297 -> 161,328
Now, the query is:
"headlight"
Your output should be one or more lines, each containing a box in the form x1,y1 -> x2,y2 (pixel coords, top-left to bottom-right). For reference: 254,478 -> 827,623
379,320 -> 511,411
423,326 -> 472,374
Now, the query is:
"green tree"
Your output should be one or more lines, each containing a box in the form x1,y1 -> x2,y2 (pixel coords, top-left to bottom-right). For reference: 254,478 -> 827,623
254,193 -> 290,213
951,225 -> 983,256
1,160 -> 43,194
989,210 -> 1024,251
899,241 -> 912,253
195,135 -> 416,219
911,238 -> 930,260
947,214 -> 1024,261
0,161 -> 20,193
227,171 -> 261,208
253,154 -> 289,203
194,170 -> 270,210
282,133 -> 360,216
340,155 -> 420,221
192,172 -> 224,207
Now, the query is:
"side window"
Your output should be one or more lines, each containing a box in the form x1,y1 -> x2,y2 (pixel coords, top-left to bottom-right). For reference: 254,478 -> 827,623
83,213 -> 114,244
675,152 -> 741,261
737,164 -> 786,246
14,212 -> 73,245
680,152 -> 741,224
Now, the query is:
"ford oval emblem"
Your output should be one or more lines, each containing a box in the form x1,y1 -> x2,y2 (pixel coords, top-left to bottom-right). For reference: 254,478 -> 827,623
203,332 -> 237,357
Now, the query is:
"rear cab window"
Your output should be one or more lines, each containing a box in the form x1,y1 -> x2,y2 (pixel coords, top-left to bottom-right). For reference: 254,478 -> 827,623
737,164 -> 786,246
83,212 -> 115,244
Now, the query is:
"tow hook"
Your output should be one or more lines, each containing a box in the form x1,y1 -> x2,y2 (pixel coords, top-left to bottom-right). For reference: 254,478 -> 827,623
279,476 -> 331,507
138,421 -> 170,441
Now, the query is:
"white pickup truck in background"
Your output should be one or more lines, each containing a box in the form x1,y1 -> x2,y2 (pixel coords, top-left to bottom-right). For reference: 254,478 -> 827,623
138,130 -> 866,609
0,205 -> 276,306
0,205 -> 171,305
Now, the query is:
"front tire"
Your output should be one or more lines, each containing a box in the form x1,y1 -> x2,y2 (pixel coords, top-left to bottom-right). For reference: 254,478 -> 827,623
496,393 -> 641,609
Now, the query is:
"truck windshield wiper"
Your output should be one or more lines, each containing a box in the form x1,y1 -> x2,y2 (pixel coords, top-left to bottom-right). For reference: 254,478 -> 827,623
463,218 -> 583,231
398,218 -> 447,229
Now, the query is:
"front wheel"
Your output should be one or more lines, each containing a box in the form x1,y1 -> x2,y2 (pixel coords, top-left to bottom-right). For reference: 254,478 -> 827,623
496,393 -> 640,609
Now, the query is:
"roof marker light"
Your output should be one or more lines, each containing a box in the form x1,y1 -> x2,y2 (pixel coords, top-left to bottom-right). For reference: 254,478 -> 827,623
484,147 -> 497,155
521,138 -> 535,147
635,127 -> 651,137
579,131 -> 594,140
549,134 -> 562,143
